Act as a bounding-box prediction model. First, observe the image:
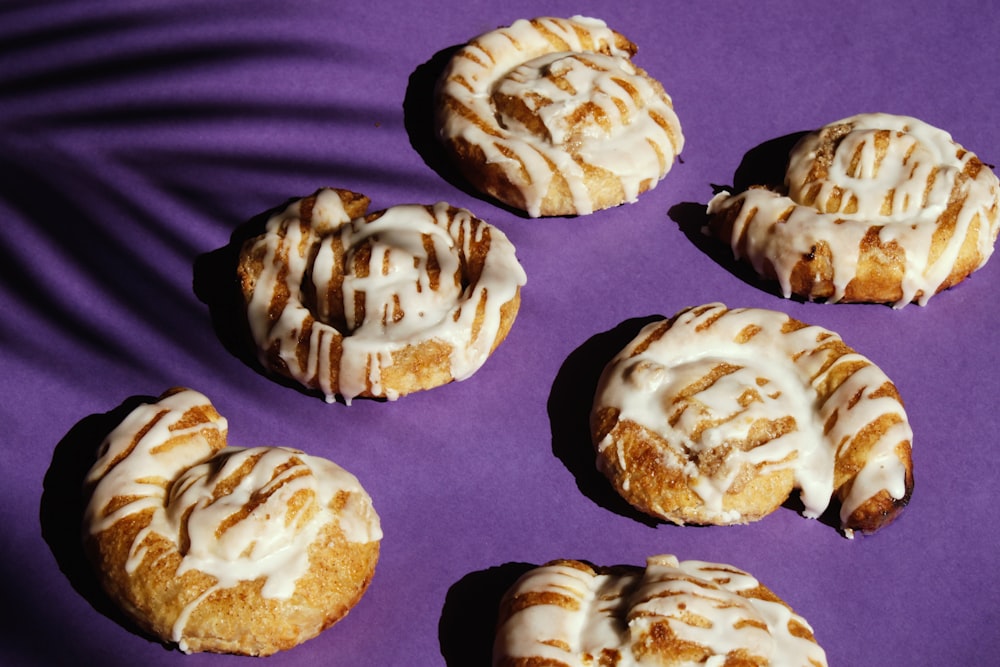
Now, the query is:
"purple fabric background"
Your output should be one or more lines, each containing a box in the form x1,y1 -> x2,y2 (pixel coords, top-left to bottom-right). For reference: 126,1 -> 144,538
3,1 -> 998,665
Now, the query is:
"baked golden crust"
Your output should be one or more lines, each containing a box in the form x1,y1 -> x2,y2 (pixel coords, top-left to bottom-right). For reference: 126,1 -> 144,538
707,113 -> 1000,306
591,303 -> 913,536
83,388 -> 382,655
237,188 -> 526,403
436,16 -> 683,217
493,555 -> 828,666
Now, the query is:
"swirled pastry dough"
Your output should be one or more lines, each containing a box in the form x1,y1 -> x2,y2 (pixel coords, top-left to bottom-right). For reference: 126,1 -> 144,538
591,303 -> 913,536
707,113 -> 1000,306
436,16 -> 684,217
494,555 -> 828,667
82,388 -> 382,655
237,188 -> 526,403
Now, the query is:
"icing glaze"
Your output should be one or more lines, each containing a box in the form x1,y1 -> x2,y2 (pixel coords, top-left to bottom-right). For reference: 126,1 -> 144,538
242,189 -> 526,402
437,16 -> 684,217
494,555 -> 828,667
593,303 -> 912,533
707,113 -> 1000,307
83,388 -> 382,650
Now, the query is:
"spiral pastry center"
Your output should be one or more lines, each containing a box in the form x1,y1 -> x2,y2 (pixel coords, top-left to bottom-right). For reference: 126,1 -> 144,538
313,208 -> 463,339
789,126 -> 955,221
492,52 -> 631,147
631,357 -> 806,484
167,448 -> 321,566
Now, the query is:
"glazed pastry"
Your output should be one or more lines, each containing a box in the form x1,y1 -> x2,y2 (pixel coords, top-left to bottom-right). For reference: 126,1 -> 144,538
591,303 -> 913,536
435,16 -> 684,217
237,188 -> 526,403
707,113 -> 1000,306
82,388 -> 382,655
494,554 -> 828,667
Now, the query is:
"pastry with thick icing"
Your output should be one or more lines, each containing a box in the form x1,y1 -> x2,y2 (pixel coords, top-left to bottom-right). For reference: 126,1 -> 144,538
82,388 -> 382,655
494,554 -> 828,667
707,113 -> 1000,306
591,303 -> 913,536
237,188 -> 526,403
435,16 -> 684,217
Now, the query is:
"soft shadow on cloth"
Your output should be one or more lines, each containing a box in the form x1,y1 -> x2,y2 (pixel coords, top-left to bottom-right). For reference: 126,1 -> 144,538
0,0 -> 434,378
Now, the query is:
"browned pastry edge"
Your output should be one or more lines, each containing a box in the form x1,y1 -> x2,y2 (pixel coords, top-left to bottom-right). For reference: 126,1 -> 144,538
591,407 -> 797,526
84,511 -> 379,655
707,189 -> 993,304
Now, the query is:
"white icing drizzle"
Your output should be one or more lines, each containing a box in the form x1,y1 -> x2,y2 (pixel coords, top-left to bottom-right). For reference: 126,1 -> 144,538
594,303 -> 911,529
437,15 -> 684,217
244,190 -> 526,403
83,388 -> 382,649
494,555 -> 828,667
707,113 -> 1000,307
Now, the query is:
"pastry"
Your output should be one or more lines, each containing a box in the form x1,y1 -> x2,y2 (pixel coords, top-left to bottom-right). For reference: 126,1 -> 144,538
237,188 -> 526,403
82,388 -> 382,655
707,113 -> 1000,306
493,554 -> 828,667
591,303 -> 913,536
435,16 -> 684,217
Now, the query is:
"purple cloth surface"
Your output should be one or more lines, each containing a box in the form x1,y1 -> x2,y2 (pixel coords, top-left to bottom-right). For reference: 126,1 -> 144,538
3,1 -> 999,665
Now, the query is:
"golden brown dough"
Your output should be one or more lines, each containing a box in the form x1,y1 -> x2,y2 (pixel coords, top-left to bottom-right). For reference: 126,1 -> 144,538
707,113 -> 1000,307
435,16 -> 684,217
237,188 -> 526,403
82,388 -> 382,655
591,303 -> 913,536
494,555 -> 828,666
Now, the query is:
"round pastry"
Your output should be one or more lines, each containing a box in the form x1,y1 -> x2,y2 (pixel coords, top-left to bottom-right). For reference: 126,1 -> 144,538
435,15 -> 684,217
706,113 -> 1000,307
494,554 -> 828,667
82,388 -> 382,655
591,303 -> 913,536
237,188 -> 526,403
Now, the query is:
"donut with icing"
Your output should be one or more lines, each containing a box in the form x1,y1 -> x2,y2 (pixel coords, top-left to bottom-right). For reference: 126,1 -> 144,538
82,388 -> 382,655
494,554 -> 828,667
707,113 -> 1000,307
591,303 -> 913,536
435,16 -> 684,217
237,188 -> 526,403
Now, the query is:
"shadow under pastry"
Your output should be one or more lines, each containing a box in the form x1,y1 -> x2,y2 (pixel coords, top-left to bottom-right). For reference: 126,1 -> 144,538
403,43 -> 557,220
438,562 -> 535,667
668,131 -> 812,301
548,316 -> 668,528
192,202 -> 348,403
39,395 -> 161,646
